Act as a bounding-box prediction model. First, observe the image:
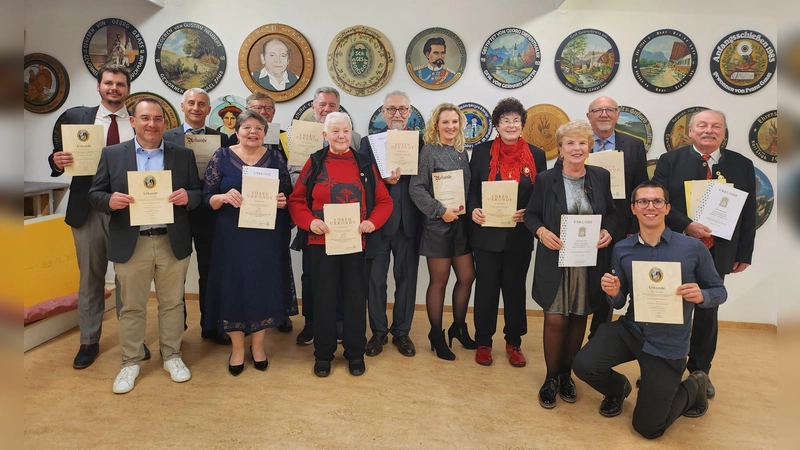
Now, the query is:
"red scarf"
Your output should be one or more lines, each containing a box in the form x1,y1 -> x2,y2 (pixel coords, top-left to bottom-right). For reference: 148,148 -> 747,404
488,137 -> 537,182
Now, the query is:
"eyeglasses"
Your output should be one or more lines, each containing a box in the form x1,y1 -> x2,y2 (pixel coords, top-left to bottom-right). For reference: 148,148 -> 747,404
383,106 -> 410,115
499,118 -> 522,126
240,125 -> 266,133
249,105 -> 275,112
634,199 -> 666,209
136,115 -> 164,123
589,108 -> 618,116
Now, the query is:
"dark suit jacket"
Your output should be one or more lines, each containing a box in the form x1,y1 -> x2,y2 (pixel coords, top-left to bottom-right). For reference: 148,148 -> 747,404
48,106 -> 99,228
252,70 -> 299,91
524,165 -> 617,311
358,132 -> 424,238
652,146 -> 756,275
467,140 -> 547,253
88,139 -> 202,263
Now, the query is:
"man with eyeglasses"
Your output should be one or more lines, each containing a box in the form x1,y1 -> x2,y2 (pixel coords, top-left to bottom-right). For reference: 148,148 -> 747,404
358,90 -> 423,357
652,109 -> 756,399
585,96 -> 648,339
88,98 -> 203,394
163,87 -> 231,345
573,180 -> 726,439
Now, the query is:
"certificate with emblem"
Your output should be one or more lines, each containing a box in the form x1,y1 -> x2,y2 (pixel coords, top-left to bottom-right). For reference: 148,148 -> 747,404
558,214 -> 601,267
632,261 -> 683,324
264,122 -> 281,145
288,120 -> 324,167
128,170 -> 174,226
324,202 -> 361,255
694,182 -> 748,240
184,134 -> 220,180
386,130 -> 419,175
239,166 -> 280,230
587,150 -> 625,199
61,124 -> 104,176
432,169 -> 466,215
481,180 -> 517,228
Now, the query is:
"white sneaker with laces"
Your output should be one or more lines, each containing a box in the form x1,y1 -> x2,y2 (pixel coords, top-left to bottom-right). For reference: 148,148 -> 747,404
163,357 -> 191,383
113,365 -> 140,394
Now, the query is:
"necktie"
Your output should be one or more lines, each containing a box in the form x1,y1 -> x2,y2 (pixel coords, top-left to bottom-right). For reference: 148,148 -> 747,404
107,114 -> 120,145
188,128 -> 204,135
699,154 -> 714,249
596,138 -> 607,152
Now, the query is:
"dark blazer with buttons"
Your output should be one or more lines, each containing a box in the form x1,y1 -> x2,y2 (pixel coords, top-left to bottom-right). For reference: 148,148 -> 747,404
523,164 -> 617,311
467,140 -> 547,253
88,138 -> 202,263
652,146 -> 756,275
47,106 -> 99,228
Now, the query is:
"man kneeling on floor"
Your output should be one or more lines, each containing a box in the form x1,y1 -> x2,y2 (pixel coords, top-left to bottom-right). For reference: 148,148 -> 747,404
573,180 -> 727,439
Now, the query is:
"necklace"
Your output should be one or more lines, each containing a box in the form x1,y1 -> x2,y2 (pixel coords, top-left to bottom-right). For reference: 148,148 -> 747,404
443,145 -> 463,168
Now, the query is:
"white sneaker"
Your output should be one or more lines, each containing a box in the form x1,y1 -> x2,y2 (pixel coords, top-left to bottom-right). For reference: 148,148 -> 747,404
113,365 -> 140,394
163,357 -> 191,383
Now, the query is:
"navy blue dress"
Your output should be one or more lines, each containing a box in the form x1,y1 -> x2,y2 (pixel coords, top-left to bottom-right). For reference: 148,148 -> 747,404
203,147 -> 293,333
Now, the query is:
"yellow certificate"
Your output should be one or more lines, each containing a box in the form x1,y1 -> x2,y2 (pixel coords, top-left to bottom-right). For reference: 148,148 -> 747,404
632,261 -> 683,324
481,180 -> 518,228
685,179 -> 731,220
127,170 -> 174,226
184,134 -> 220,180
61,124 -> 104,176
324,203 -> 361,255
432,169 -> 466,215
238,166 -> 280,230
587,150 -> 625,199
288,120 -> 324,167
386,130 -> 419,175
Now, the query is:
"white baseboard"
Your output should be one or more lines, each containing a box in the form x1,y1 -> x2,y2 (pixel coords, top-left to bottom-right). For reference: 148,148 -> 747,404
24,291 -> 116,352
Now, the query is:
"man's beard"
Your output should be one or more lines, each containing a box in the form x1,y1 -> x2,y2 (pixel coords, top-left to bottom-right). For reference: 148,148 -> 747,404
432,59 -> 444,68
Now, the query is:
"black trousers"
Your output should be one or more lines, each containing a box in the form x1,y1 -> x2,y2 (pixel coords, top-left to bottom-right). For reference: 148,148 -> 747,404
188,208 -> 215,332
367,223 -> 419,337
687,269 -> 724,374
301,246 -> 344,323
472,248 -> 530,347
573,319 -> 700,440
588,298 -> 614,340
308,245 -> 367,362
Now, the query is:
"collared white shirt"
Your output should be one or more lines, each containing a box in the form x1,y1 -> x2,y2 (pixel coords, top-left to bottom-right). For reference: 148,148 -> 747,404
95,104 -> 134,144
692,146 -> 721,173
258,68 -> 290,90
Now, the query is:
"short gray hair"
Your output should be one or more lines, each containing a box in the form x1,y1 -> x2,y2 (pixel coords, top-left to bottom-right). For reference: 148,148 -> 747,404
323,112 -> 352,133
313,86 -> 340,104
235,109 -> 268,132
246,91 -> 275,107
182,87 -> 209,103
383,90 -> 410,104
688,110 -> 727,129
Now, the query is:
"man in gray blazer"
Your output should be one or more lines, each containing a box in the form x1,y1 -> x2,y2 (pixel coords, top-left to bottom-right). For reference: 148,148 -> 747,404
89,98 -> 202,394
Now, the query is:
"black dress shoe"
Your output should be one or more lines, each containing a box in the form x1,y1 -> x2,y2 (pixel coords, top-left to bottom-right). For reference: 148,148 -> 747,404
313,360 -> 331,377
636,376 -> 641,388
348,359 -> 366,376
73,343 -> 99,369
250,346 -> 268,371
706,377 -> 715,399
202,330 -> 232,345
599,379 -> 632,418
683,371 -> 709,418
538,377 -> 559,409
228,354 -> 244,377
392,335 -> 416,357
276,317 -> 293,333
558,373 -> 577,403
296,322 -> 314,345
365,334 -> 387,357
142,343 -> 151,361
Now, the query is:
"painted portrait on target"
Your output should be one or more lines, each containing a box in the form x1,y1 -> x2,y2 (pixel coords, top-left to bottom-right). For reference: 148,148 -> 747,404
406,27 -> 466,90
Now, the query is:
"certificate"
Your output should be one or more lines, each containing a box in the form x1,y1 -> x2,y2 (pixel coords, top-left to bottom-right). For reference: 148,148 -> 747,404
324,203 -> 361,255
239,166 -> 280,230
288,120 -> 324,167
684,179 -> 731,220
432,169 -> 466,215
694,181 -> 748,240
128,170 -> 174,226
632,261 -> 683,324
264,122 -> 281,145
481,180 -> 518,228
558,214 -> 601,267
386,130 -> 419,175
61,124 -> 104,176
587,150 -> 625,199
367,132 -> 390,178
184,134 -> 220,180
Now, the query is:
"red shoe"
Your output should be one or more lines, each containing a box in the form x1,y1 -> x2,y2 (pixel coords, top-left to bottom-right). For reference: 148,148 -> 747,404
475,346 -> 493,366
506,344 -> 526,367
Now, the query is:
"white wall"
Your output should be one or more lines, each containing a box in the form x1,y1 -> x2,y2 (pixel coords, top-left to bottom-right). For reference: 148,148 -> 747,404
24,0 -> 778,323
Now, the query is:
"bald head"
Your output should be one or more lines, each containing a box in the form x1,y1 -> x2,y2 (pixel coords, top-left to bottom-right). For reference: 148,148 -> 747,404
586,96 -> 619,138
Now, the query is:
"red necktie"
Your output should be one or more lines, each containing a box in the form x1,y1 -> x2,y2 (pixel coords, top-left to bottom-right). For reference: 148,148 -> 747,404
700,154 -> 714,248
107,114 -> 120,146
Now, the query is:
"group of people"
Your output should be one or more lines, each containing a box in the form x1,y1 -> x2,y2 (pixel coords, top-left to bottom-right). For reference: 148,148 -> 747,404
49,63 -> 756,440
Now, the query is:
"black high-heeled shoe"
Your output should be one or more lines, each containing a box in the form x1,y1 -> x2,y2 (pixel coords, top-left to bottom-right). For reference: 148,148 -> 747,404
428,329 -> 455,361
228,353 -> 244,376
448,322 -> 477,349
250,346 -> 268,371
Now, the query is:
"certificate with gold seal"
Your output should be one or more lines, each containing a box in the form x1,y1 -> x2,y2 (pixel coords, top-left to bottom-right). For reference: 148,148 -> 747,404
239,166 -> 280,230
386,130 -> 419,175
558,214 -> 601,267
324,202 -> 361,255
632,261 -> 683,324
61,124 -> 104,176
587,150 -> 625,199
184,134 -> 220,180
288,120 -> 324,167
432,169 -> 465,215
128,170 -> 174,226
481,180 -> 517,228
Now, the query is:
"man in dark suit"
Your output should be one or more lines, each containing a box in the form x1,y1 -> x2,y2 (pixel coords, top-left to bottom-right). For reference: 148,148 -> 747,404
88,98 -> 202,394
358,90 -> 422,357
163,87 -> 230,345
585,96 -> 649,339
48,64 -> 138,369
653,109 -> 756,398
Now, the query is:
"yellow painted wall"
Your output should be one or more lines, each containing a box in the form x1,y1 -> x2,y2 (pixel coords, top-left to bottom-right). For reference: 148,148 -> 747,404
23,215 -> 79,308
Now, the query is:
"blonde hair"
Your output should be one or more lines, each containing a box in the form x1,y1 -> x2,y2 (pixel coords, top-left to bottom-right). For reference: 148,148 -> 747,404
423,103 -> 466,152
556,120 -> 594,148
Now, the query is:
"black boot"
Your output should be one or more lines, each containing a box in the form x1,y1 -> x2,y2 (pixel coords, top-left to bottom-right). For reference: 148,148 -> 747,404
428,329 -> 455,361
448,322 -> 477,349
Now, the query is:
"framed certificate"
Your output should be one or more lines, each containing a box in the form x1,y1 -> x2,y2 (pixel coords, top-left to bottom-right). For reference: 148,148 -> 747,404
324,203 -> 361,255
128,170 -> 174,226
481,180 -> 517,228
432,169 -> 465,215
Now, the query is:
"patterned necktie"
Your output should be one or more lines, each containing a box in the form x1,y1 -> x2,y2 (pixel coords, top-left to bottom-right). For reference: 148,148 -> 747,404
699,154 -> 714,249
107,114 -> 120,145
188,128 -> 204,134
596,138 -> 607,152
